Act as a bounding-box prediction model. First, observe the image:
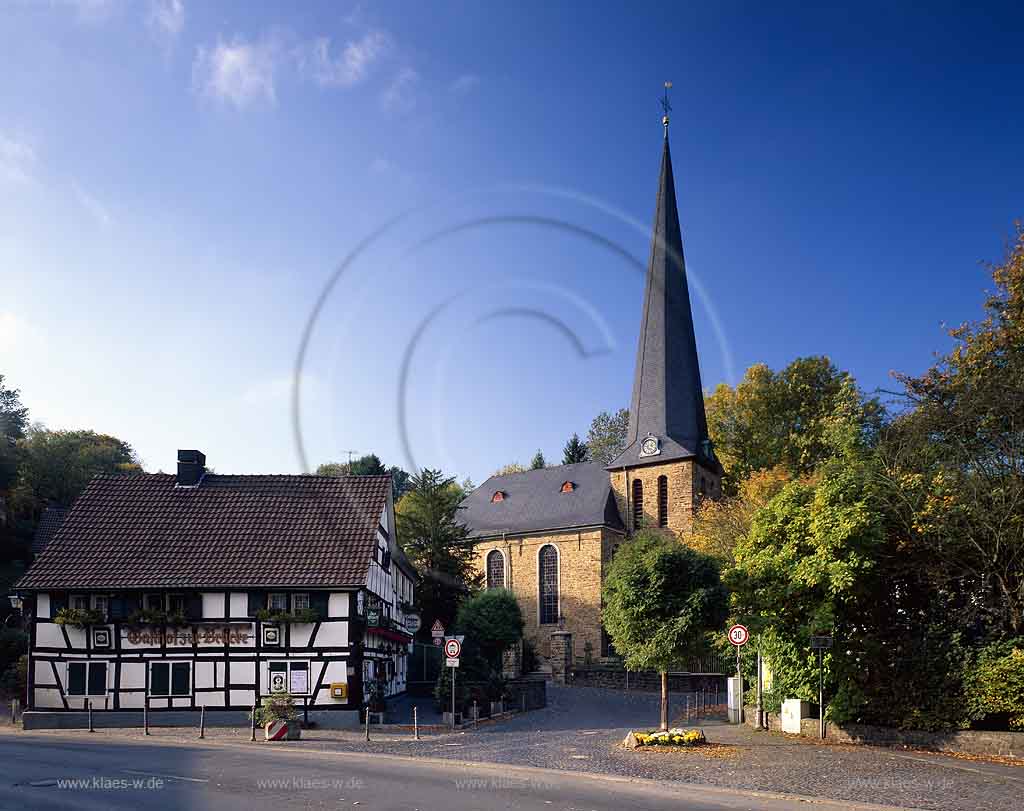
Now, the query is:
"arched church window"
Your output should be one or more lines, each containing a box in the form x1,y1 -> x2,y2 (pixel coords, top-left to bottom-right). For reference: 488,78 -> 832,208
538,545 -> 559,625
486,549 -> 505,589
657,475 -> 668,527
632,479 -> 644,529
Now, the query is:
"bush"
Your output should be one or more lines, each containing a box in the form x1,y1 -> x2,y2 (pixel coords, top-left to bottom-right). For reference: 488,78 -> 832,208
53,608 -> 105,628
255,608 -> 321,623
454,589 -> 524,670
965,640 -> 1024,730
0,628 -> 27,674
251,692 -> 298,725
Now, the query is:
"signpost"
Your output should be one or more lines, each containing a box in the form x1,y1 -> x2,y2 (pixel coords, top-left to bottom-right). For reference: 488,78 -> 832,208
810,635 -> 833,740
444,636 -> 463,728
728,624 -> 749,724
431,619 -> 445,648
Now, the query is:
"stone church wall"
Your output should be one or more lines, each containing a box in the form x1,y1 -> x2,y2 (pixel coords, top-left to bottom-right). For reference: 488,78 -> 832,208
472,526 -> 624,665
609,459 -> 721,536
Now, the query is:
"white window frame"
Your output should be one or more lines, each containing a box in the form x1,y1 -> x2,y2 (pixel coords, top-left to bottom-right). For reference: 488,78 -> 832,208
167,593 -> 186,615
267,660 -> 310,696
536,544 -> 561,626
69,594 -> 89,611
91,595 -> 108,617
144,593 -> 164,612
148,661 -> 192,697
291,593 -> 310,612
486,548 -> 507,590
67,661 -> 108,697
268,593 -> 288,612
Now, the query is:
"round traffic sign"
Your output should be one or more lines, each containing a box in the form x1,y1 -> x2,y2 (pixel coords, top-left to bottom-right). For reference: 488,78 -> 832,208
728,624 -> 749,646
444,638 -> 461,658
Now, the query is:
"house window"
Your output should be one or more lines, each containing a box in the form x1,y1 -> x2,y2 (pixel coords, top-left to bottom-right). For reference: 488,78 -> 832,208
144,594 -> 164,612
560,481 -> 575,493
538,545 -> 559,625
70,594 -> 89,611
700,476 -> 707,496
149,662 -> 191,697
268,660 -> 310,695
291,593 -> 310,612
91,595 -> 109,618
268,593 -> 288,612
486,550 -> 505,589
167,594 -> 186,615
68,661 -> 108,696
657,475 -> 668,528
632,479 -> 644,529
491,491 -> 505,503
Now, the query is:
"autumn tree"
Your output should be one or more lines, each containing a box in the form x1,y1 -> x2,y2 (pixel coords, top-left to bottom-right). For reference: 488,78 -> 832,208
492,462 -> 525,477
704,357 -> 884,494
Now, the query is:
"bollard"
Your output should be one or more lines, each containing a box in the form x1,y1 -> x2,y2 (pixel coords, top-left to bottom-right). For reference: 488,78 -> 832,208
364,709 -> 370,741
472,700 -> 478,727
87,700 -> 94,733
521,693 -> 526,713
199,705 -> 205,739
10,698 -> 17,725
413,706 -> 419,740
250,703 -> 257,742
144,704 -> 149,736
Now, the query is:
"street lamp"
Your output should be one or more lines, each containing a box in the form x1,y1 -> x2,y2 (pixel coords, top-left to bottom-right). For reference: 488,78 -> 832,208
7,594 -> 23,611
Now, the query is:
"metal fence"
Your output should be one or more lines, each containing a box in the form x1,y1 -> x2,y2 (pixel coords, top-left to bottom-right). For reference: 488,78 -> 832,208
408,642 -> 443,695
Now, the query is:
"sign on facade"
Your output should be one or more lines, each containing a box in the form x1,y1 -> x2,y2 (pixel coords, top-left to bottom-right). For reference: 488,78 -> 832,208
405,614 -> 422,633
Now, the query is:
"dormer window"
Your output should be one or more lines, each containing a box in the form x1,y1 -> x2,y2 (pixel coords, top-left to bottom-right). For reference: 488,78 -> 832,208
560,481 -> 575,493
491,491 -> 506,503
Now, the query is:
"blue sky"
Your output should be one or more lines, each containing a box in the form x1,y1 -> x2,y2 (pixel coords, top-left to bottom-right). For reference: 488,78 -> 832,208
2,1 -> 1022,485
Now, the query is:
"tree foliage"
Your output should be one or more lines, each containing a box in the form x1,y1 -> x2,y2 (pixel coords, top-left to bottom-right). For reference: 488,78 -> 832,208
587,408 -> 629,466
704,357 -> 884,494
492,462 -> 525,477
561,433 -> 589,465
529,450 -> 546,470
602,530 -> 728,672
0,375 -> 28,494
316,454 -> 412,501
396,469 -> 481,636
454,588 -> 524,671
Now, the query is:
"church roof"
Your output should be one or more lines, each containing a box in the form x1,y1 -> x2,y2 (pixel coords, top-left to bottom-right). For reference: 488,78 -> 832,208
608,132 -> 719,472
460,462 -> 624,539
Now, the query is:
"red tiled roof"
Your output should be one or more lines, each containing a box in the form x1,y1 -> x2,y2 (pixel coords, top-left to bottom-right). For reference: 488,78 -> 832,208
15,473 -> 392,590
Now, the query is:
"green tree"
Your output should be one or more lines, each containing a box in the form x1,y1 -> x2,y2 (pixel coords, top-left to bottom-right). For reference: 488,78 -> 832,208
561,433 -> 589,465
602,530 -> 728,729
454,588 -> 524,673
11,428 -> 141,513
492,462 -> 525,477
396,469 -> 482,636
704,357 -> 883,494
316,454 -> 412,501
529,450 -> 546,470
0,375 -> 28,495
586,408 -> 629,465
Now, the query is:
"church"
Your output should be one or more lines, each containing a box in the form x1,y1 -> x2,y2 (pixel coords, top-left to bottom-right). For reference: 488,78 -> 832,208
460,115 -> 723,666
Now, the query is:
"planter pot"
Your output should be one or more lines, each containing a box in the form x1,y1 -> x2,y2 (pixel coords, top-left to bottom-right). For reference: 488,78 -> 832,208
490,701 -> 504,716
265,720 -> 301,741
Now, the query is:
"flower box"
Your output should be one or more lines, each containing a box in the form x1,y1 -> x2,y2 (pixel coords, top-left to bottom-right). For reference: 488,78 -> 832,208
265,720 -> 301,741
623,727 -> 707,749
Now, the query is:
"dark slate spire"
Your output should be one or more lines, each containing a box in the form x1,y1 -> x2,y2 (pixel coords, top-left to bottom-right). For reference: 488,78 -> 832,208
607,130 -> 715,471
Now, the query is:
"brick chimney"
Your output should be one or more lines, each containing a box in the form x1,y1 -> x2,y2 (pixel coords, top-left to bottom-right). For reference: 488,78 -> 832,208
176,449 -> 206,487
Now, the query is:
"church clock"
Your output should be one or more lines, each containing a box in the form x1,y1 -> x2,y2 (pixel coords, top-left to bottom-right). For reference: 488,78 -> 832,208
639,435 -> 660,457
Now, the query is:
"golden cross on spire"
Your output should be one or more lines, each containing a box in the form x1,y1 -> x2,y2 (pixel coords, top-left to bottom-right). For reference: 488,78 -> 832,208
661,81 -> 672,134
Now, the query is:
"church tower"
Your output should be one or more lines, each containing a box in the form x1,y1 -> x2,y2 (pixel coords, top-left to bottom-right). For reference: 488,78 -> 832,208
607,108 -> 722,536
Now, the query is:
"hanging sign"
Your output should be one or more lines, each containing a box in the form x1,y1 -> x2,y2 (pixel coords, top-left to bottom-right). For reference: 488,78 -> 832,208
405,614 -> 422,634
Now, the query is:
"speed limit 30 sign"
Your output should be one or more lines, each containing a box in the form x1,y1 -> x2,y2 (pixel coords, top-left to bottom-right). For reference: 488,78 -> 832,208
728,624 -> 749,646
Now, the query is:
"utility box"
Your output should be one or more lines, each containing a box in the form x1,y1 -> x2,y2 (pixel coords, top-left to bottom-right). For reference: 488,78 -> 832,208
727,676 -> 744,724
781,699 -> 813,733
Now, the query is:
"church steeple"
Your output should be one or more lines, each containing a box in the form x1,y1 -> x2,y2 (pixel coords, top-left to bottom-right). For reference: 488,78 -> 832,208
607,123 -> 715,472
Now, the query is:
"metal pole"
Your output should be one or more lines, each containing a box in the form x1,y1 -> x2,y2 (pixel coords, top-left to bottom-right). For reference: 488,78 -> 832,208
819,649 -> 825,740
472,700 -> 478,727
199,705 -> 205,739
250,703 -> 257,742
736,645 -> 743,724
10,698 -> 16,725
144,704 -> 149,736
87,700 -> 94,733
365,707 -> 370,741
756,650 -> 764,730
413,706 -> 419,740
451,666 -> 456,729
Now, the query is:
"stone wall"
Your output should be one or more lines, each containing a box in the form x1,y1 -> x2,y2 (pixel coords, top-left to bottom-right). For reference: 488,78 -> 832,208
572,665 -> 725,693
609,459 -> 720,537
743,705 -> 1024,759
505,675 -> 547,711
472,527 -> 623,663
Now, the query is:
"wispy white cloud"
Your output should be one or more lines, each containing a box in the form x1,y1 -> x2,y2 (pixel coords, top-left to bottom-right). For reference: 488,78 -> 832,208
192,35 -> 279,108
380,67 -> 419,114
72,182 -> 113,228
147,0 -> 185,38
450,74 -> 480,95
301,30 -> 390,88
0,134 -> 37,185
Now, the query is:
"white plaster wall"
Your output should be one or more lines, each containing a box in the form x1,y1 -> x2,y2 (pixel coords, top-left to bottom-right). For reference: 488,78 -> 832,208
316,621 -> 348,647
120,662 -> 146,690
229,592 -> 248,617
328,592 -> 348,618
36,623 -> 66,648
37,593 -> 50,618
201,592 -> 225,619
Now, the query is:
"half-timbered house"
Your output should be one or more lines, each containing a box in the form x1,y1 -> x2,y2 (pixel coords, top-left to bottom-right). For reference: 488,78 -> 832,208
13,450 -> 416,728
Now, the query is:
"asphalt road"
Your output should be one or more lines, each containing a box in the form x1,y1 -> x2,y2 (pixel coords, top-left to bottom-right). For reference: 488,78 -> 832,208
0,734 -> 914,811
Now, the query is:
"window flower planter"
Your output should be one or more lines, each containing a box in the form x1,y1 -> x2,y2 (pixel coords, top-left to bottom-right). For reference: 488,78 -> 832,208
53,608 -> 105,629
255,608 -> 321,624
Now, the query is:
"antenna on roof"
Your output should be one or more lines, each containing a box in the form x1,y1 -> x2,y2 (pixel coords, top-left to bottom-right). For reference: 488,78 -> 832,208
661,80 -> 672,135
343,450 -> 359,466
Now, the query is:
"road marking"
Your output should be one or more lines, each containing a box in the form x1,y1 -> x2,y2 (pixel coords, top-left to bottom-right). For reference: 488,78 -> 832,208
123,769 -> 209,783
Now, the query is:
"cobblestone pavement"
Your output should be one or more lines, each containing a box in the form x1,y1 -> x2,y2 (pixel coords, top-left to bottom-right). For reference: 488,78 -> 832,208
11,685 -> 1023,811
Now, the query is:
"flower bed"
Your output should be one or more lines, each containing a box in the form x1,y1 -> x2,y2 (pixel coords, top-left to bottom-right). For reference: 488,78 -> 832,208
623,728 -> 707,749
